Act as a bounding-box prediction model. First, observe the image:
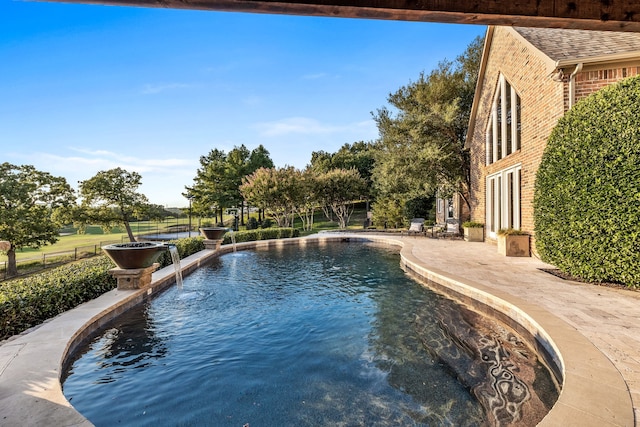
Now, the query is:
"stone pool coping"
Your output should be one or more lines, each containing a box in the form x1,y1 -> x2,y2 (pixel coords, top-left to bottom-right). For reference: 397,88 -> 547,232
0,234 -> 635,426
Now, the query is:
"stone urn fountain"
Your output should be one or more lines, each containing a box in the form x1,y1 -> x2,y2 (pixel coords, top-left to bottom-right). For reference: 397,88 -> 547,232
199,227 -> 228,250
102,242 -> 168,290
199,227 -> 227,240
102,242 -> 167,269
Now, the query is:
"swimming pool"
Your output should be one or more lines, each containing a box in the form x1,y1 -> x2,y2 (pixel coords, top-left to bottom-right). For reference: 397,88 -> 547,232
63,243 -> 558,426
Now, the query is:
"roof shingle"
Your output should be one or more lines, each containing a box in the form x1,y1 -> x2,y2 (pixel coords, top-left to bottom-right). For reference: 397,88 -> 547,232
514,27 -> 640,62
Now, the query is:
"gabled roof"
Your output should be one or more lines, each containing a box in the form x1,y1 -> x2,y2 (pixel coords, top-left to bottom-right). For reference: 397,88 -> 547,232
512,27 -> 640,67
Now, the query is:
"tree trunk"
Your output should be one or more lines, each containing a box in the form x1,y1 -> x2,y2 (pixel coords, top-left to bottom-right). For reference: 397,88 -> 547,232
6,247 -> 17,278
124,221 -> 136,242
458,188 -> 471,210
322,205 -> 333,222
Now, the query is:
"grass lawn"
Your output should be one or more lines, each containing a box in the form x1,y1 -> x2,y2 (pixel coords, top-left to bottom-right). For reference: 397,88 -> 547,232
1,218 -> 202,263
1,207 -> 372,265
293,206 -> 369,236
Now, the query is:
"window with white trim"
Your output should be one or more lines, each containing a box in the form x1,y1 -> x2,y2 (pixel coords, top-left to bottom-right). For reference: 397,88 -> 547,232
486,74 -> 521,165
486,165 -> 522,238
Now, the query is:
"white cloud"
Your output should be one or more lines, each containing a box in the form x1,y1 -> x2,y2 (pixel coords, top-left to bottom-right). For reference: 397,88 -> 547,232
54,149 -> 191,172
22,150 -> 198,206
254,117 -> 342,137
68,147 -> 119,157
254,117 -> 377,139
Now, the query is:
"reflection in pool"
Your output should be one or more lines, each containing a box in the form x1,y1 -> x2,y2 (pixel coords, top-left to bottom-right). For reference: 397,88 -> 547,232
64,243 -> 558,426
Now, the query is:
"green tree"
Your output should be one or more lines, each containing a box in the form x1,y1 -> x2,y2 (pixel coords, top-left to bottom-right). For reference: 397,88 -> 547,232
77,168 -> 150,242
187,149 -> 228,222
372,36 -> 483,213
249,144 -> 275,171
0,163 -> 75,277
290,168 -> 319,231
316,168 -> 367,229
225,145 -> 252,223
308,150 -> 333,173
187,145 -> 274,225
241,167 -> 321,231
248,144 -> 276,222
371,195 -> 406,229
146,204 -> 172,222
310,141 -> 375,191
240,167 -> 296,227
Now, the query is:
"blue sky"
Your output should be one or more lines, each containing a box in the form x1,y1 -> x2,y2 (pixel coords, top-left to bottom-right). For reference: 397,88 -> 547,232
1,0 -> 485,207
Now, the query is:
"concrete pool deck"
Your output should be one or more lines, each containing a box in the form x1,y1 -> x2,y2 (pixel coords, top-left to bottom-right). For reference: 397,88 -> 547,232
0,233 -> 638,426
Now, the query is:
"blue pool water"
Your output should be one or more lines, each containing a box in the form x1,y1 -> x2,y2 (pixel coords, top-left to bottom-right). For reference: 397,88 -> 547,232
63,243 -> 558,426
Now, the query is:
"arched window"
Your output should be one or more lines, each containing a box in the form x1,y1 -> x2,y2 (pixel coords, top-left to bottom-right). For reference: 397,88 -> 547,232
486,74 -> 521,165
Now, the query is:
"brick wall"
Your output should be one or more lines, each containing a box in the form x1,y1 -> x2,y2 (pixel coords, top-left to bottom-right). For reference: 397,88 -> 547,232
468,27 -> 565,238
574,66 -> 640,104
435,195 -> 468,225
468,28 -> 640,252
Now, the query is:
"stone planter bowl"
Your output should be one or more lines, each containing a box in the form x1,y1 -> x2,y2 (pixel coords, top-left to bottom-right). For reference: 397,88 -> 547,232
199,227 -> 228,240
102,242 -> 167,269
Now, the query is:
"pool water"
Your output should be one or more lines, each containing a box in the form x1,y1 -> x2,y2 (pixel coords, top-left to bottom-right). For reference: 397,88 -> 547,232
63,243 -> 558,426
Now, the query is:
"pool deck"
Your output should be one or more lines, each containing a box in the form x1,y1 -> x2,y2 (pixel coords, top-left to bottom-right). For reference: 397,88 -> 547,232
0,233 -> 638,426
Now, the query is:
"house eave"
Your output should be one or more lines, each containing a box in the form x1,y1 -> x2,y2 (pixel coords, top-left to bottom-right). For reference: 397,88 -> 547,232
465,26 -> 494,150
554,51 -> 640,69
41,0 -> 640,31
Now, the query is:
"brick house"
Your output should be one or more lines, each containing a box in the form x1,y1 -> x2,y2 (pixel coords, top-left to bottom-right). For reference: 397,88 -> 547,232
465,26 -> 640,248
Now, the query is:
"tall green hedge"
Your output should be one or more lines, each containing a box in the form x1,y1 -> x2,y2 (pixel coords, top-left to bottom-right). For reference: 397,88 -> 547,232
534,76 -> 640,288
0,237 -> 207,340
0,256 -> 116,339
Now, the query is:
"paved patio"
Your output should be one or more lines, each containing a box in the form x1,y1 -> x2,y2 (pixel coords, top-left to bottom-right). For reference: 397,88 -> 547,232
0,233 -> 638,426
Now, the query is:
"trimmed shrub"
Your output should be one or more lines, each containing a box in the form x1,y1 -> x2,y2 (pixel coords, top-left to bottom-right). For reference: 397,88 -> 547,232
498,228 -> 528,236
246,217 -> 259,230
0,256 -> 116,340
156,237 -> 205,268
221,228 -> 300,244
534,76 -> 640,288
462,221 -> 484,228
227,230 -> 260,243
372,196 -> 406,229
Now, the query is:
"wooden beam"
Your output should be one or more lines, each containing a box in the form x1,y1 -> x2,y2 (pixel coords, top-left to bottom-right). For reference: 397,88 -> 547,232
58,0 -> 640,31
